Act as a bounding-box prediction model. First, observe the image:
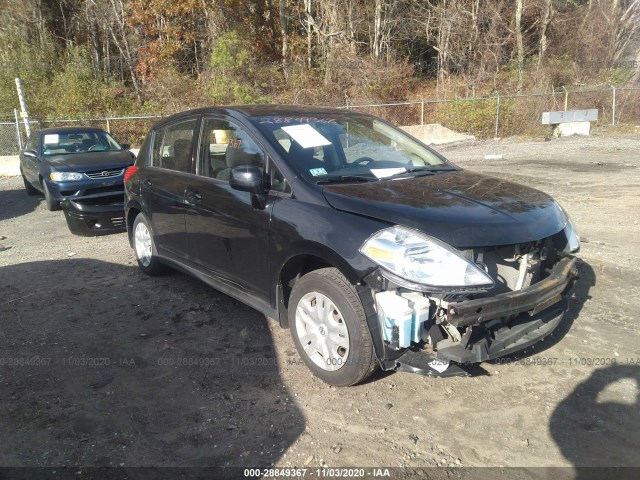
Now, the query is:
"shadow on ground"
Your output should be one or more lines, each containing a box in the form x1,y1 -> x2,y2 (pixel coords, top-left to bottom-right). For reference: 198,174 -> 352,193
0,259 -> 304,471
0,184 -> 42,221
550,364 -> 640,475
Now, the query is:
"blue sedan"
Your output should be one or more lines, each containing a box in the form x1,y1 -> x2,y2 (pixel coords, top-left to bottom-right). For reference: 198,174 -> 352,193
20,126 -> 135,234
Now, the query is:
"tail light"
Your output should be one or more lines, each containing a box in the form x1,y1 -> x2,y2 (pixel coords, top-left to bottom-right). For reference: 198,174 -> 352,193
124,165 -> 139,184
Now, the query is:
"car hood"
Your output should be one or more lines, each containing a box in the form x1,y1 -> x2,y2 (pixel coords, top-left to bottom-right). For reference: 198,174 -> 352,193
46,151 -> 134,171
322,170 -> 566,248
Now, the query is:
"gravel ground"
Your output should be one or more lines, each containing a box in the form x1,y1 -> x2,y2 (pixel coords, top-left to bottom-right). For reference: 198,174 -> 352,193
0,134 -> 639,476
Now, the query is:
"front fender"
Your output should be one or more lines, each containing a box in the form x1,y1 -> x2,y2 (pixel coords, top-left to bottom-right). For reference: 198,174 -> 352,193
269,197 -> 390,330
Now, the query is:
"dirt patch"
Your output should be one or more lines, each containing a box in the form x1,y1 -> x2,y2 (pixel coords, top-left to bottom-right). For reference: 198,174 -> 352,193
1,134 -> 639,472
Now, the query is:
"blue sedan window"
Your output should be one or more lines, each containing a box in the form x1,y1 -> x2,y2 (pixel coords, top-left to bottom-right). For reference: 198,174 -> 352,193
42,131 -> 122,156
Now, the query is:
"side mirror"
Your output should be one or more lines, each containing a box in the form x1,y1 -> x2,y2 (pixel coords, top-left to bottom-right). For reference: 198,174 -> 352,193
121,143 -> 131,150
229,166 -> 265,194
23,150 -> 37,158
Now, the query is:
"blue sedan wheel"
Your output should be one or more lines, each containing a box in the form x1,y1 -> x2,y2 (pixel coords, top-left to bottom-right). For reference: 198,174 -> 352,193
41,180 -> 60,211
21,170 -> 39,196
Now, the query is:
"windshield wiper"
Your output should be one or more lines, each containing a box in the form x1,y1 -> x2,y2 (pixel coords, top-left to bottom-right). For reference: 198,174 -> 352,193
316,175 -> 374,185
380,167 -> 457,180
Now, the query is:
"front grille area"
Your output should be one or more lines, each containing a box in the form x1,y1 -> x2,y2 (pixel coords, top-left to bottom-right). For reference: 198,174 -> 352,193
84,185 -> 125,196
74,195 -> 124,206
479,246 -> 538,294
462,231 -> 567,299
111,217 -> 126,229
85,168 -> 124,179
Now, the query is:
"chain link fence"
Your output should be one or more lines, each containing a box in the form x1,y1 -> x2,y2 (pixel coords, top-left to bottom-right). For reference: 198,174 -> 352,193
346,87 -> 640,139
0,111 -> 21,155
615,88 -> 640,125
344,101 -> 424,130
2,86 -> 638,156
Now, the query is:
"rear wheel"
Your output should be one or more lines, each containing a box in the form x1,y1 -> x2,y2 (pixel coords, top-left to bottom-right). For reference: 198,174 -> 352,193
41,180 -> 60,211
132,214 -> 168,275
289,268 -> 378,386
22,171 -> 38,195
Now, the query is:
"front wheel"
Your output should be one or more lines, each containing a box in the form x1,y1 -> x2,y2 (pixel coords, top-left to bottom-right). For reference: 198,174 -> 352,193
41,180 -> 60,211
289,268 -> 378,386
132,214 -> 168,275
22,171 -> 39,195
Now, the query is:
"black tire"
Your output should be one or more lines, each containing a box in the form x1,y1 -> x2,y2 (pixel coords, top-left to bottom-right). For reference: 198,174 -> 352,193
132,213 -> 168,275
41,180 -> 60,211
22,171 -> 39,195
289,267 -> 378,386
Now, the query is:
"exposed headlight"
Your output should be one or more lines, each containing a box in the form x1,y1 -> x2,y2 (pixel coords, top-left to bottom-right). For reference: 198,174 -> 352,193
360,226 -> 494,292
564,216 -> 580,253
50,172 -> 83,181
557,202 -> 580,254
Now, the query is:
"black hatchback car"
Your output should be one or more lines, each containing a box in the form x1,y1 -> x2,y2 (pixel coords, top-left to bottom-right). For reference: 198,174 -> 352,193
20,127 -> 135,234
125,105 -> 579,386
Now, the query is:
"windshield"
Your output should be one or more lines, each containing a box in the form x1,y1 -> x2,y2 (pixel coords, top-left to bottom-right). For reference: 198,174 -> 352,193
42,130 -> 122,156
254,113 -> 453,183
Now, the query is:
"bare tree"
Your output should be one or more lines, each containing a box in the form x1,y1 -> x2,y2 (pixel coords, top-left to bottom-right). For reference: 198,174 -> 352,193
87,0 -> 141,102
514,0 -> 525,92
279,0 -> 289,67
346,0 -> 357,55
537,0 -> 553,66
304,0 -> 313,68
604,0 -> 640,63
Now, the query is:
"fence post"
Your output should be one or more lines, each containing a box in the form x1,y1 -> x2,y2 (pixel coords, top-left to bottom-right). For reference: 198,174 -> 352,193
106,118 -> 111,133
610,85 -> 616,126
495,93 -> 500,138
15,77 -> 31,137
563,86 -> 568,111
420,98 -> 424,125
14,108 -> 23,149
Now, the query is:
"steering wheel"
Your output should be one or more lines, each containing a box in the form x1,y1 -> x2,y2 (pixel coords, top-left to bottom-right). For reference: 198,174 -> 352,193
352,156 -> 375,166
88,145 -> 105,152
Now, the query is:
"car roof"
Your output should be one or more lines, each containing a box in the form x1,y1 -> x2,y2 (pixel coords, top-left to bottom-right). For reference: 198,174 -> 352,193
154,104 -> 362,127
34,126 -> 107,135
229,104 -> 348,117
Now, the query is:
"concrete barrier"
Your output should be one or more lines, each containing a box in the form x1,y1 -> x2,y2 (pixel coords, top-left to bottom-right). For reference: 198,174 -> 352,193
0,155 -> 20,177
542,109 -> 597,138
401,124 -> 475,145
552,121 -> 591,137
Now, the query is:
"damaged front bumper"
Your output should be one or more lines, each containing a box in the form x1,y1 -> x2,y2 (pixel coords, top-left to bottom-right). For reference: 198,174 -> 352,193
437,256 -> 578,363
61,196 -> 126,236
370,256 -> 578,376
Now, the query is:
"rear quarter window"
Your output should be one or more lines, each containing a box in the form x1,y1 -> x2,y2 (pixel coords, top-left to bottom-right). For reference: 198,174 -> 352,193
151,118 -> 198,173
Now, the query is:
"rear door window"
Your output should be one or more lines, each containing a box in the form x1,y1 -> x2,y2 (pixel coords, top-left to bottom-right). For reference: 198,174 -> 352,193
151,118 -> 198,173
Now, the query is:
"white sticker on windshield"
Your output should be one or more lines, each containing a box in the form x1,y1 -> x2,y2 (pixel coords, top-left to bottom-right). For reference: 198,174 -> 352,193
370,168 -> 406,179
43,134 -> 59,145
309,167 -> 327,176
282,124 -> 332,149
